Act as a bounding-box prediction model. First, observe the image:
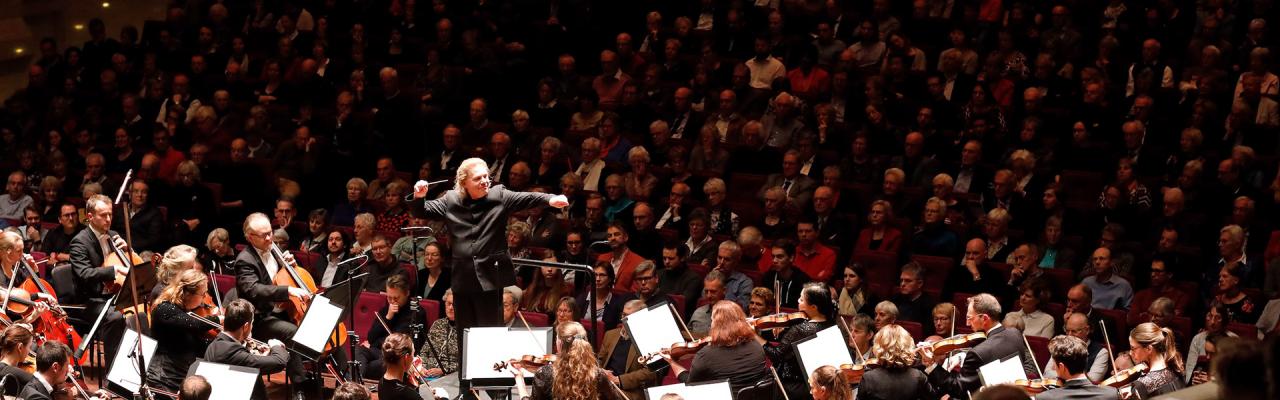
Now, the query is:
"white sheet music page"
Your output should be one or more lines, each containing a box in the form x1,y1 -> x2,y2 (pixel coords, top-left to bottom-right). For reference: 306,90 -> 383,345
294,295 -> 343,353
106,329 -> 158,394
978,355 -> 1028,386
795,325 -> 855,381
626,305 -> 685,364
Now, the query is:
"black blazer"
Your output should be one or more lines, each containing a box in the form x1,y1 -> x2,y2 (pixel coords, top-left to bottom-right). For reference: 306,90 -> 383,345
0,362 -> 33,394
858,366 -> 934,400
203,333 -> 289,400
1035,377 -> 1120,400
17,378 -> 51,400
928,325 -> 1037,399
231,246 -> 290,319
68,227 -> 120,302
419,186 -> 553,293
112,204 -> 167,253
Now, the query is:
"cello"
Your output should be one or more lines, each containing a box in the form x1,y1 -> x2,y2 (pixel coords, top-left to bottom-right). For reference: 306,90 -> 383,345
14,255 -> 86,364
268,242 -> 348,353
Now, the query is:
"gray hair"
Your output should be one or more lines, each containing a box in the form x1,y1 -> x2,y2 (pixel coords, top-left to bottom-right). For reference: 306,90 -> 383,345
969,293 -> 1003,320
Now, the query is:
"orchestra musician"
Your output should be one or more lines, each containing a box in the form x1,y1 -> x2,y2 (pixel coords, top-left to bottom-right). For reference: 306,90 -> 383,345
923,293 -> 1036,400
151,244 -> 201,298
596,299 -> 657,400
178,375 -> 212,400
18,342 -> 109,400
357,274 -> 424,379
757,282 -> 845,400
145,269 -> 217,398
0,232 -> 52,324
508,321 -> 622,400
858,324 -> 934,400
1041,313 -> 1111,383
409,158 -> 568,353
664,299 -> 768,395
232,212 -> 322,396
809,365 -> 853,400
1125,322 -> 1186,399
0,324 -> 35,390
379,333 -> 426,400
66,194 -> 127,364
202,299 -> 289,400
1035,335 -> 1118,400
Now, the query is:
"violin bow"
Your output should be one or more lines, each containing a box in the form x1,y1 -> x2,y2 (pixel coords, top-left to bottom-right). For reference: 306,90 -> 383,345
515,310 -> 544,350
375,311 -> 393,335
835,314 -> 862,361
950,305 -> 956,337
1020,332 -> 1044,378
769,365 -> 791,400
773,280 -> 781,315
667,302 -> 694,342
0,263 -> 18,324
1099,317 -> 1118,375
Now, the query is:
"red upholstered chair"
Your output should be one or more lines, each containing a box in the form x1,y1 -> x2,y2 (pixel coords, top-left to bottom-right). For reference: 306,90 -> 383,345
899,320 -> 925,342
400,263 -> 418,288
1170,316 -> 1192,350
354,292 -> 389,341
421,299 -> 441,327
211,274 -> 236,300
1095,308 -> 1129,349
580,319 -> 605,344
519,311 -> 550,327
989,263 -> 1013,281
668,294 -> 686,318
294,251 -> 321,276
951,293 -> 975,312
1227,322 -> 1259,340
1025,335 -> 1052,375
1042,268 -> 1076,298
910,255 -> 954,295
854,250 -> 899,289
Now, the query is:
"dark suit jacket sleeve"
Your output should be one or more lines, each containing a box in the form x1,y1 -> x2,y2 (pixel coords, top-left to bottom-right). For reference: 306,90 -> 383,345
501,187 -> 554,212
208,338 -> 290,374
928,349 -> 984,399
421,197 -> 450,219
69,230 -> 114,282
18,381 -> 51,400
233,250 -> 289,303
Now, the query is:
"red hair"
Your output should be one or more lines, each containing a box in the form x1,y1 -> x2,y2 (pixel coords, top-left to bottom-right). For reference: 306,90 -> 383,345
708,301 -> 754,347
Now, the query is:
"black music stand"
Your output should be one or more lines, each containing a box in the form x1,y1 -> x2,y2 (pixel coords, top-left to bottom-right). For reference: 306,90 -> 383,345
322,271 -> 367,381
109,258 -> 157,310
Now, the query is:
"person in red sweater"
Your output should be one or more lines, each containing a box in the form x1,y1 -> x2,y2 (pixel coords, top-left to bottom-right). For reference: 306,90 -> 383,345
598,221 -> 647,292
793,220 -> 836,282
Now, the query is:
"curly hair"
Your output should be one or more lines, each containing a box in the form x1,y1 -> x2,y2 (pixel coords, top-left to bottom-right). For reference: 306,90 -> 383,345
551,322 -> 600,400
153,269 -> 207,309
872,324 -> 917,368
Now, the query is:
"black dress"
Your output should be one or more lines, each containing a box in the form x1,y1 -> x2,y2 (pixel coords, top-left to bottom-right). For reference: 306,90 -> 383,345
1131,368 -> 1185,399
528,364 -> 620,400
146,301 -> 213,396
379,377 -> 425,400
858,366 -> 934,400
764,320 -> 840,400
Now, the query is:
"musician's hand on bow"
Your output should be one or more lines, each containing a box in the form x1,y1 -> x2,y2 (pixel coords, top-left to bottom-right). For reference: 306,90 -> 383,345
919,346 -> 937,367
113,265 -> 130,276
91,389 -> 110,400
413,180 -> 431,199
268,339 -> 285,349
287,287 -> 312,301
548,195 -> 570,208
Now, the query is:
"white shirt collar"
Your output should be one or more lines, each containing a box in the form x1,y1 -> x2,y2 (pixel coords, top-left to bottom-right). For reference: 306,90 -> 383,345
35,372 -> 54,393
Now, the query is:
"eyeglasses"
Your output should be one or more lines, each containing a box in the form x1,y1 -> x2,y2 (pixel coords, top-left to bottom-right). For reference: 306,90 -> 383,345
634,275 -> 655,282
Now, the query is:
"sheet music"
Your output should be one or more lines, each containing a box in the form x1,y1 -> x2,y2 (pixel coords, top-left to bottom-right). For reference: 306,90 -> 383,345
625,305 -> 686,364
978,354 -> 1028,386
187,361 -> 258,400
795,325 -> 855,381
463,327 -> 551,380
106,329 -> 158,394
293,295 -> 343,353
644,380 -> 733,400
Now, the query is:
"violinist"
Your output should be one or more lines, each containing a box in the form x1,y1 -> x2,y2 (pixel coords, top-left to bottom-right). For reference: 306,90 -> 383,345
1035,335 -> 1118,400
596,299 -> 657,400
418,290 -> 458,378
858,324 -> 934,400
202,299 -> 288,400
508,321 -> 622,400
150,244 -> 201,298
145,269 -> 217,398
809,365 -> 853,400
0,324 -> 35,390
357,274 -> 424,379
663,300 -> 768,395
66,195 -> 128,364
0,232 -> 53,323
18,342 -> 109,400
1125,322 -> 1185,399
232,212 -> 317,396
380,333 -> 426,400
178,375 -> 211,400
848,314 -> 875,361
923,293 -> 1036,400
756,282 -> 845,400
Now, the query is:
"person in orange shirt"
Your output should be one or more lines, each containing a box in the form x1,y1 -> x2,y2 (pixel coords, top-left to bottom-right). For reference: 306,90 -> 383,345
597,221 -> 646,292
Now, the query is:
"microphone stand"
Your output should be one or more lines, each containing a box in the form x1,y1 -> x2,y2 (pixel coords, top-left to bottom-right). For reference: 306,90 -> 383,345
335,263 -> 370,382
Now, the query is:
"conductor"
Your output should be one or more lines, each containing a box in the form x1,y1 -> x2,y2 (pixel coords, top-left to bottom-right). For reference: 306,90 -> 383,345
411,158 -> 568,340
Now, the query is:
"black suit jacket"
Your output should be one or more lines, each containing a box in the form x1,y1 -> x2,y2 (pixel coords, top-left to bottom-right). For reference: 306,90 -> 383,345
1035,377 -> 1120,400
419,186 -> 553,293
204,333 -> 289,400
18,378 -> 51,400
928,325 -> 1036,399
113,204 -> 167,252
231,246 -> 290,319
68,227 -> 120,302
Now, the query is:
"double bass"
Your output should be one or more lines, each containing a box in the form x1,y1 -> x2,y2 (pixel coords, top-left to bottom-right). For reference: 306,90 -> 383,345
268,243 -> 348,353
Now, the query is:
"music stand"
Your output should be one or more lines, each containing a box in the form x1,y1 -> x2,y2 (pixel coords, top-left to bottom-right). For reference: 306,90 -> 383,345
109,258 -> 156,310
322,271 -> 366,380
186,360 -> 260,400
623,303 -> 686,368
644,379 -> 733,400
794,325 -> 854,382
461,326 -> 553,390
105,328 -> 157,397
511,258 -> 596,344
291,293 -> 348,361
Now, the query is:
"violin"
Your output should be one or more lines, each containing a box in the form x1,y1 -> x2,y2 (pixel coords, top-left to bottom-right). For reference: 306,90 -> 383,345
922,332 -> 987,356
192,301 -> 221,340
748,312 -> 807,330
638,337 -> 711,363
493,354 -> 558,371
1101,363 -> 1148,388
1011,378 -> 1062,394
837,357 -> 881,384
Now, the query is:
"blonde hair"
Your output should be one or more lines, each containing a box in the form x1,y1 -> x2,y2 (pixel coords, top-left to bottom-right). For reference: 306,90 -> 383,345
873,324 -> 917,368
454,157 -> 488,193
0,231 -> 22,254
809,365 -> 852,400
551,322 -> 600,400
1130,322 -> 1184,374
156,245 -> 199,287
153,269 -> 207,309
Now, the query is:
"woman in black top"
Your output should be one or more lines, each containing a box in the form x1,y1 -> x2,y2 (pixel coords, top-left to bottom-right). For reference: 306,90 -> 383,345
0,324 -> 35,394
857,324 -> 934,400
1128,322 -> 1186,399
380,333 -> 426,400
419,242 -> 451,304
509,321 -> 621,400
758,282 -> 846,400
146,269 -> 217,399
665,300 -> 769,396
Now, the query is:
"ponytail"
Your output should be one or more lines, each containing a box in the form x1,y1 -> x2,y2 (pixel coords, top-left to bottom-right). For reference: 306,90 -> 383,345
1159,327 -> 1184,374
1131,323 -> 1184,374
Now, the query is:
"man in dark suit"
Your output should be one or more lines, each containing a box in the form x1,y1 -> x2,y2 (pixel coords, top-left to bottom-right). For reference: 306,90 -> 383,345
112,180 -> 167,253
204,299 -> 289,400
232,212 -> 315,396
67,194 -> 127,367
757,150 -> 818,209
925,293 -> 1037,399
20,342 -> 108,400
428,125 -> 467,181
1036,335 -> 1119,400
597,299 -> 659,400
891,262 -> 938,336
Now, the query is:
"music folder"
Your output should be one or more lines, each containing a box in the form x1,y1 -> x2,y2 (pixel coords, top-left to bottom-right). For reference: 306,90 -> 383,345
644,379 -> 733,400
623,302 -> 686,368
794,325 -> 855,382
461,326 -> 553,388
105,328 -> 157,396
186,360 -> 259,400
